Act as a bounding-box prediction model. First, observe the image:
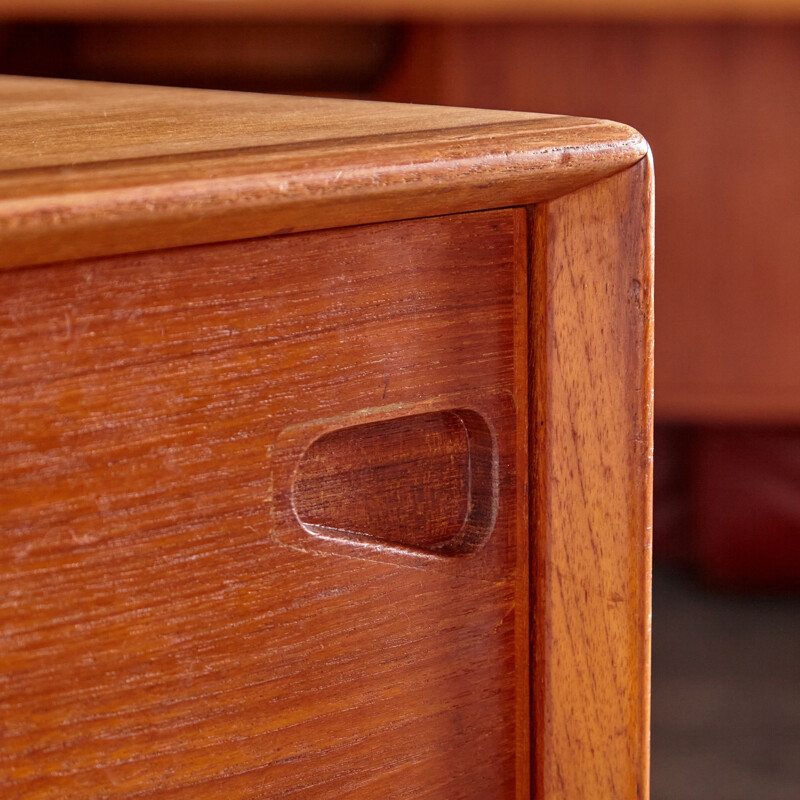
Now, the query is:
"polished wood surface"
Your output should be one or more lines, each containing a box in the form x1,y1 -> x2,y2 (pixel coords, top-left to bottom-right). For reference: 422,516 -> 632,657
393,23 -> 800,421
0,209 -> 530,799
0,76 -> 537,168
531,155 -> 654,798
293,409 -> 497,554
0,76 -> 646,270
1,0 -> 799,21
0,78 -> 652,798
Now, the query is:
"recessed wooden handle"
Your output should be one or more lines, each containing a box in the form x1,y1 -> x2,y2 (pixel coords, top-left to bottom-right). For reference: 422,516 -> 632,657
292,409 -> 497,555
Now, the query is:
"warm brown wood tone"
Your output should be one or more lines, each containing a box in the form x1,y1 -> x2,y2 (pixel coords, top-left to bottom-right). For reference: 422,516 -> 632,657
0,209 -> 529,799
3,75 -> 534,168
531,155 -> 654,799
1,0 -> 799,21
0,76 -> 645,269
0,77 -> 652,799
389,22 -> 800,422
293,409 -> 496,554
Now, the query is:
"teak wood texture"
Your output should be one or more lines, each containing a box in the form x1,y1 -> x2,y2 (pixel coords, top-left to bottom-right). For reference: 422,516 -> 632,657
0,77 -> 653,799
0,76 -> 645,270
1,210 -> 529,799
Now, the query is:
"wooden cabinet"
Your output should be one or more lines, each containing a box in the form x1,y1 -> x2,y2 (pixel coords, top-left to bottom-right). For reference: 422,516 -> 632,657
0,76 -> 653,799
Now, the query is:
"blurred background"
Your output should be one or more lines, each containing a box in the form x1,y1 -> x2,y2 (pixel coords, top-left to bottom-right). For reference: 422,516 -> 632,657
1,2 -> 797,797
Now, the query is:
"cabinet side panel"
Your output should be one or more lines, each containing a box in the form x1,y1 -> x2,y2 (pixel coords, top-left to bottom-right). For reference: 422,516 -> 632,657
0,210 -> 529,800
530,158 -> 654,799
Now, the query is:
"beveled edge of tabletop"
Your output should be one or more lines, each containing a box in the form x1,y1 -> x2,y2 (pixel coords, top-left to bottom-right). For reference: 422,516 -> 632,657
0,75 -> 649,269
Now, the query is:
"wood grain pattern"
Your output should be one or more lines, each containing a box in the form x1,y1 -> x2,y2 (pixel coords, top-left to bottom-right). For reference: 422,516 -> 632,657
0,76 -> 646,270
1,79 -> 652,798
1,0 -> 799,21
0,209 -> 530,799
293,409 -> 496,554
0,76 -> 537,169
530,155 -> 654,798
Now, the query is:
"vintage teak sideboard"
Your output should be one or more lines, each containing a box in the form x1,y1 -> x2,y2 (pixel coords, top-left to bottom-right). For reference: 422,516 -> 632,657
0,76 -> 653,799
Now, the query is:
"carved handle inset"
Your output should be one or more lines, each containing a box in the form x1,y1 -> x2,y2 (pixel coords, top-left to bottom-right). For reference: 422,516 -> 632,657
292,409 -> 497,555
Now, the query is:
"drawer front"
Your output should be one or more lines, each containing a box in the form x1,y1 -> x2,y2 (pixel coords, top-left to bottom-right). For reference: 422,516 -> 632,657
0,209 -> 529,799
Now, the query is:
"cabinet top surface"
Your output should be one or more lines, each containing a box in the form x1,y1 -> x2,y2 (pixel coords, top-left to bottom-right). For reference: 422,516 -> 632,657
0,75 -> 643,171
0,75 -> 647,268
1,75 -> 554,171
